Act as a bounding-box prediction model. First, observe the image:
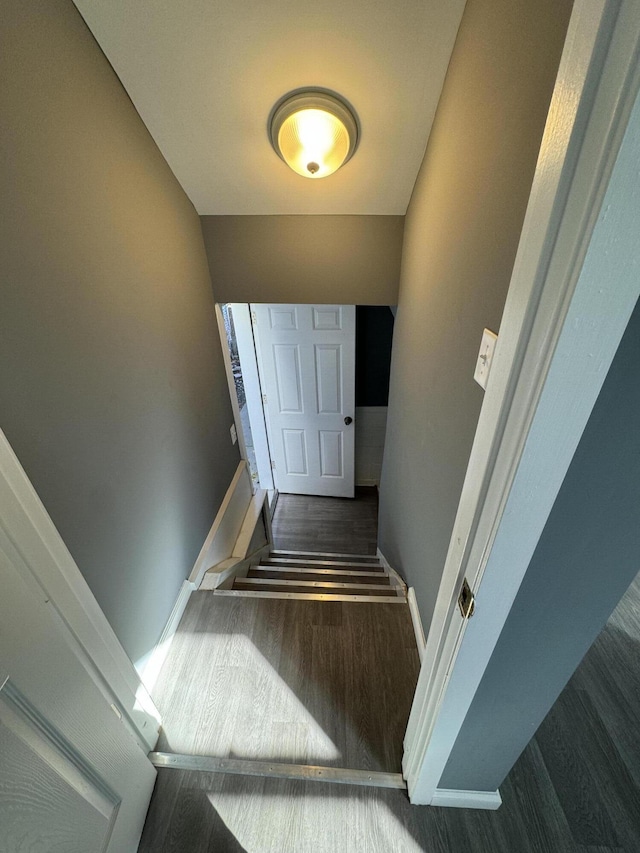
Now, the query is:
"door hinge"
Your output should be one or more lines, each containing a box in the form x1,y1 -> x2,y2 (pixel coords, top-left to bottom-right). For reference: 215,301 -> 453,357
251,311 -> 257,325
271,460 -> 276,469
458,578 -> 475,619
262,394 -> 267,404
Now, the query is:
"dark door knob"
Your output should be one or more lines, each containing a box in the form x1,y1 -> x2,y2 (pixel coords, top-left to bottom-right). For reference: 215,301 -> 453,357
344,416 -> 353,426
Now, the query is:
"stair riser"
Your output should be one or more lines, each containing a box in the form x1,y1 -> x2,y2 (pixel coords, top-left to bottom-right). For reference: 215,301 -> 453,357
236,582 -> 397,596
215,589 -> 406,603
249,569 -> 391,585
263,558 -> 385,572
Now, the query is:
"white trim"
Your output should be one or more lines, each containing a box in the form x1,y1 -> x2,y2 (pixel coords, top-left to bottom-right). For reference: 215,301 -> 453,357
0,429 -> 160,752
232,488 -> 269,558
377,547 -> 407,598
403,0 -> 640,805
188,461 -> 252,588
199,547 -> 271,591
144,470 -> 267,685
215,305 -> 250,471
214,589 -> 406,603
355,406 -> 388,487
430,789 -> 502,810
407,588 -> 427,664
138,580 -> 195,694
229,303 -> 275,491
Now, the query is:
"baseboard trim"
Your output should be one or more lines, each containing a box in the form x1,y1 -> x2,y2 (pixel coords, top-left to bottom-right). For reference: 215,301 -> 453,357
139,579 -> 195,693
407,588 -> 427,663
188,461 -> 253,588
431,788 -> 502,810
232,489 -> 268,559
377,548 -> 407,593
200,544 -> 271,590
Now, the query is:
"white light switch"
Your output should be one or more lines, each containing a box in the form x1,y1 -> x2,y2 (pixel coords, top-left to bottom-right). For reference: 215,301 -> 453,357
230,424 -> 237,445
474,329 -> 498,390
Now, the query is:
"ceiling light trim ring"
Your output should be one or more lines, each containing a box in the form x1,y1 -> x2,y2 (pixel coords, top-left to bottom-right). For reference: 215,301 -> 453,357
269,88 -> 360,179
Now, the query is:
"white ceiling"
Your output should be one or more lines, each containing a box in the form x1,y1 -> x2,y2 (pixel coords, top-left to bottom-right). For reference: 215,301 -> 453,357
73,1 -> 465,215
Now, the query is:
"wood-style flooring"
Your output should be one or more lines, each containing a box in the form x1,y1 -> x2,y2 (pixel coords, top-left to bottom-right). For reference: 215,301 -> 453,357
151,595 -> 419,771
271,487 -> 379,556
139,494 -> 640,852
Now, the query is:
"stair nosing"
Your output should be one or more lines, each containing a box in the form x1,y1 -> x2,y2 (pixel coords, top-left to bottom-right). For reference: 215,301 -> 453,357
263,557 -> 384,570
235,577 -> 396,592
214,589 -> 406,603
270,549 -> 379,562
253,566 -> 387,579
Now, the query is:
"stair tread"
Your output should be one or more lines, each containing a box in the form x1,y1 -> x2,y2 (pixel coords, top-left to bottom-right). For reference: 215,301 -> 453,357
247,565 -> 390,586
214,589 -> 406,603
270,549 -> 379,563
263,557 -> 384,572
235,578 -> 397,594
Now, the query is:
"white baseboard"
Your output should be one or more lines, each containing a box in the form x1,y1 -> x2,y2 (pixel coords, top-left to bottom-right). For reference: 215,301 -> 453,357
430,788 -> 502,810
138,579 -> 195,693
355,407 -> 387,487
138,473 -> 268,693
189,461 -> 253,588
377,547 -> 407,593
232,489 -> 268,558
200,544 -> 271,590
407,588 -> 427,663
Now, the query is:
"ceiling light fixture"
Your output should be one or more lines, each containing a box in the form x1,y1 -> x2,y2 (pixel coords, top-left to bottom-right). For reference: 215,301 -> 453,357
269,89 -> 359,179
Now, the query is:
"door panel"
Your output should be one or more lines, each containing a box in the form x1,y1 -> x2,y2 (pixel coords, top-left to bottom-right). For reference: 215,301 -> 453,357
252,304 -> 355,497
274,345 -> 303,412
0,524 -> 156,852
283,429 -> 308,474
315,345 -> 342,413
0,680 -> 118,852
319,430 -> 343,478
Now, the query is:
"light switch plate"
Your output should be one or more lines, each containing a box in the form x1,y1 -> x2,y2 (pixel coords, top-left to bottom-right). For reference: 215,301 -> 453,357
474,329 -> 498,390
230,424 -> 237,445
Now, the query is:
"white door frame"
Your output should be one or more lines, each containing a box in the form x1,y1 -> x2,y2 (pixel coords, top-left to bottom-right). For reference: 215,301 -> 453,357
216,303 -> 252,475
0,428 -> 160,754
403,0 -> 640,804
229,304 -> 275,491
216,303 -> 276,492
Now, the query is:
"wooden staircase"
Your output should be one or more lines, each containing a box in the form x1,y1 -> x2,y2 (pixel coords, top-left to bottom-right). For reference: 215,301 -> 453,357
214,549 -> 406,603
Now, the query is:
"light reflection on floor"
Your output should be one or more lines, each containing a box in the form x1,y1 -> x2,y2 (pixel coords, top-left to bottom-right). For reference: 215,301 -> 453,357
157,631 -> 341,763
205,790 -> 424,853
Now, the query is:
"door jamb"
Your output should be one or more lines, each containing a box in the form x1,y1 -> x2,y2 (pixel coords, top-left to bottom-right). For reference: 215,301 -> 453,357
215,303 -> 252,479
402,0 -> 640,804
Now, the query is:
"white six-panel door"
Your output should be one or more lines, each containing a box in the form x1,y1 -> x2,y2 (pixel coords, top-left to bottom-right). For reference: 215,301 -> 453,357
251,304 -> 356,498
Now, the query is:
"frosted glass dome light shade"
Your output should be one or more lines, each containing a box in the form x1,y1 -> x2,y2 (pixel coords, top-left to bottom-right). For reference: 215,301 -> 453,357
269,91 -> 359,179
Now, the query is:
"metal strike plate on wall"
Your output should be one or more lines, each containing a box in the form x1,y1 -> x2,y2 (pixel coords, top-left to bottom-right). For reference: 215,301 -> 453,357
458,578 -> 475,619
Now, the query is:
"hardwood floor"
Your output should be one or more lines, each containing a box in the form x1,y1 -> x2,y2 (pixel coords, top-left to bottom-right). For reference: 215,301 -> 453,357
140,491 -> 640,852
151,594 -> 419,771
139,708 -> 638,853
271,487 -> 379,555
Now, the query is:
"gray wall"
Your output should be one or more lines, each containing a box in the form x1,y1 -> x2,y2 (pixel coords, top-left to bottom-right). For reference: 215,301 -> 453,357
0,0 -> 239,666
200,215 -> 403,305
377,0 -> 573,630
441,297 -> 640,791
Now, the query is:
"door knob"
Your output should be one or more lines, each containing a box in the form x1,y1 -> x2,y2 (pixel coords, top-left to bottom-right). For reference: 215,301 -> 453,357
344,416 -> 353,425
